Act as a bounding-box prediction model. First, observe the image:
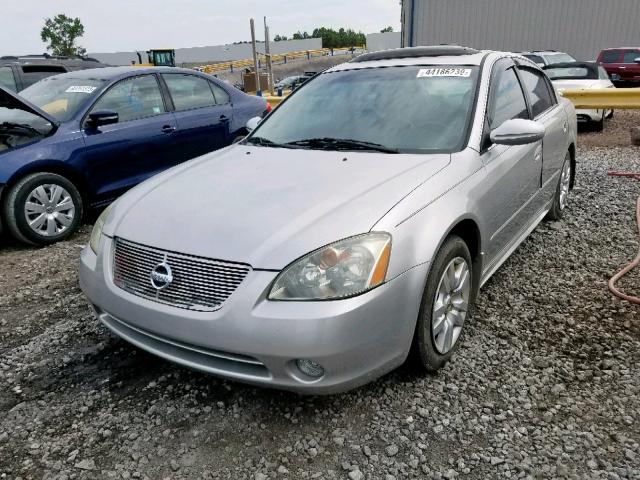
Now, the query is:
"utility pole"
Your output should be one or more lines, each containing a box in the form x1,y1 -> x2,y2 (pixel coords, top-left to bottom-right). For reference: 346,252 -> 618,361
250,18 -> 261,94
264,16 -> 275,96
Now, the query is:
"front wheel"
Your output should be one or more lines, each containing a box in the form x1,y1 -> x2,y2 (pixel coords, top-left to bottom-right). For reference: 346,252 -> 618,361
3,172 -> 83,245
411,236 -> 474,372
546,152 -> 572,221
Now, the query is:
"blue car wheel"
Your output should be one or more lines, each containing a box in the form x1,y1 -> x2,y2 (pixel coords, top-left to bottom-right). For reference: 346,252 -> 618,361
3,172 -> 83,245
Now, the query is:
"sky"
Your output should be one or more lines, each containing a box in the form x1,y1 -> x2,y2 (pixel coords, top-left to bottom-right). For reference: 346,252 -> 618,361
1,0 -> 402,56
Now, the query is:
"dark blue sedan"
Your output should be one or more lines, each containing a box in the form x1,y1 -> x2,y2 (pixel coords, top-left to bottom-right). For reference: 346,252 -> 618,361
0,66 -> 268,245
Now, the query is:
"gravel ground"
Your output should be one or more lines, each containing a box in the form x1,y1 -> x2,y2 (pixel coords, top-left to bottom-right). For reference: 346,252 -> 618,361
579,110 -> 640,148
1,146 -> 639,480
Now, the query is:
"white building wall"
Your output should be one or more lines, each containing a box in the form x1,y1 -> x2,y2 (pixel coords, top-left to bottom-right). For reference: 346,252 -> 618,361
89,38 -> 323,66
366,32 -> 402,52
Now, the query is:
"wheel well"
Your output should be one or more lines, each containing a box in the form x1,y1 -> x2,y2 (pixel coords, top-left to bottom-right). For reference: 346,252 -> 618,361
568,143 -> 576,188
449,219 -> 481,263
448,219 -> 482,287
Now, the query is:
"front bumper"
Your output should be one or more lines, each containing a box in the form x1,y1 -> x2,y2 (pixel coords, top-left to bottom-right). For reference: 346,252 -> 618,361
79,236 -> 429,394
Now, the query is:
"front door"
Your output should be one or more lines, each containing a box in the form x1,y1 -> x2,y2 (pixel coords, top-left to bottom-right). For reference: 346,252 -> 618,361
81,74 -> 178,204
479,59 -> 543,266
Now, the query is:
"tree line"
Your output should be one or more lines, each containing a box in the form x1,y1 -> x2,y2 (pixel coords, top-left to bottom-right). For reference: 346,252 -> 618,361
274,27 -> 368,48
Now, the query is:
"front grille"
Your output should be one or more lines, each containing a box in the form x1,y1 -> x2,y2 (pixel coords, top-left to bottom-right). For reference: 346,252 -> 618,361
113,237 -> 251,311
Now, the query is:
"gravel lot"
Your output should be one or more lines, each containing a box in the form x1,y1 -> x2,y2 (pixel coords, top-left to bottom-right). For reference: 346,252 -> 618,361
1,145 -> 639,480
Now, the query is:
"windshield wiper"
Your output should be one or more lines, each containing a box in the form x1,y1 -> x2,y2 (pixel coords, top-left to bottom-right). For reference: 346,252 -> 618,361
245,136 -> 300,149
285,137 -> 399,153
0,122 -> 44,136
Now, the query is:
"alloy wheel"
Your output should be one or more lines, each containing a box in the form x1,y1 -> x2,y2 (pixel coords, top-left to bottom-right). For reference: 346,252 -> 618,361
559,160 -> 571,210
432,256 -> 471,354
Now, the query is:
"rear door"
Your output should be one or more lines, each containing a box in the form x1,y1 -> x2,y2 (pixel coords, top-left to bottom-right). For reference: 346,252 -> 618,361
161,73 -> 232,160
480,58 -> 543,263
81,74 -> 179,203
517,66 -> 567,202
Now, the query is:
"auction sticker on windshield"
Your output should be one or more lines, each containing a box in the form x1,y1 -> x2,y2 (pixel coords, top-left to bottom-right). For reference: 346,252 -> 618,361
417,68 -> 472,78
65,86 -> 97,94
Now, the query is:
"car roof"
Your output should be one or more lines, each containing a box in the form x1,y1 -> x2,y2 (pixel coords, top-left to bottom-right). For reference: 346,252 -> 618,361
42,66 -> 206,81
329,46 -> 489,72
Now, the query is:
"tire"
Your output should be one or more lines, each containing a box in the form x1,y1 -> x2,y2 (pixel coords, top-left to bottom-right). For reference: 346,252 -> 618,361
546,152 -> 572,221
592,110 -> 605,132
411,236 -> 475,372
2,172 -> 83,246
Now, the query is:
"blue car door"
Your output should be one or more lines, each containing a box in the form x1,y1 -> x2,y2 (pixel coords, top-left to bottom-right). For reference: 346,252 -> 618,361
81,74 -> 179,203
161,73 -> 233,159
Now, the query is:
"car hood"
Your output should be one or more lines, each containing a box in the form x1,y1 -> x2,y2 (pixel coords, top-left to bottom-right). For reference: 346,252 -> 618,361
0,85 -> 58,125
106,145 -> 450,269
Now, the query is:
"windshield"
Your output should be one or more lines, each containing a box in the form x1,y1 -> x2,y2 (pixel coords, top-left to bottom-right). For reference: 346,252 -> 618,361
546,66 -> 595,80
19,77 -> 106,122
249,66 -> 479,153
543,53 -> 576,65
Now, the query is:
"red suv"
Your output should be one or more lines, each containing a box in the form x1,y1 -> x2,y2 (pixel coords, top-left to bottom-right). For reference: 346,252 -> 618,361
597,48 -> 640,85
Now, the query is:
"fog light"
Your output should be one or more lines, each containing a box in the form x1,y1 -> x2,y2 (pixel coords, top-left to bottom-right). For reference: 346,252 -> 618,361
296,359 -> 325,378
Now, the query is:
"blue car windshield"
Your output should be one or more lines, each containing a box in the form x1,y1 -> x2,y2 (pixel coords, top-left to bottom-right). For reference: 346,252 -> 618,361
19,77 -> 106,122
249,65 -> 479,153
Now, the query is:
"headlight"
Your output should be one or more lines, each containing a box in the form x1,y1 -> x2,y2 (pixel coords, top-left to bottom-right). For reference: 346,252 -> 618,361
269,233 -> 391,300
89,204 -> 114,254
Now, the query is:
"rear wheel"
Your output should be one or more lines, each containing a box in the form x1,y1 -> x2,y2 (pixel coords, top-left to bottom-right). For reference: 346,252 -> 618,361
546,152 -> 572,221
411,236 -> 474,372
3,172 -> 83,245
592,110 -> 605,132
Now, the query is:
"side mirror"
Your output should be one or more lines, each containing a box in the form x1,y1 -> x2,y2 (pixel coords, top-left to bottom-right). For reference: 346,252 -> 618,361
245,116 -> 261,133
490,119 -> 545,146
87,110 -> 119,129
634,57 -> 640,64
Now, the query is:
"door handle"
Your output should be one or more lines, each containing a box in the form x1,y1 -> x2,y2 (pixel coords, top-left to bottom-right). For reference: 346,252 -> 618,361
161,125 -> 175,134
219,115 -> 229,123
562,121 -> 568,133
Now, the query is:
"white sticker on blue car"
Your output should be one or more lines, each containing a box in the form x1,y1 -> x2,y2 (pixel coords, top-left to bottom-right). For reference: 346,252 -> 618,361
65,86 -> 98,94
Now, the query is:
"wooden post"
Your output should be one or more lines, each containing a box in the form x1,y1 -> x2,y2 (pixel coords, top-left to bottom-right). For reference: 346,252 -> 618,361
250,18 -> 261,94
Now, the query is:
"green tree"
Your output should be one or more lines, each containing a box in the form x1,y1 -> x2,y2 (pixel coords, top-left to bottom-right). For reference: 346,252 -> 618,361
273,34 -> 288,42
40,14 -> 86,56
380,26 -> 394,33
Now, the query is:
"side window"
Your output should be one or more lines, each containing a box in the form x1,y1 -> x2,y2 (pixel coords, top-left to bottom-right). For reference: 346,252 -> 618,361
90,75 -> 164,123
162,74 -> 216,111
518,68 -> 555,117
489,66 -> 529,130
0,66 -> 17,92
210,82 -> 230,105
601,50 -> 620,63
622,50 -> 640,64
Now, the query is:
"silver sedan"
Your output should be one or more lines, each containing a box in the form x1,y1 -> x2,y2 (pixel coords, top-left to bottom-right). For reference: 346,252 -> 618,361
80,46 -> 577,394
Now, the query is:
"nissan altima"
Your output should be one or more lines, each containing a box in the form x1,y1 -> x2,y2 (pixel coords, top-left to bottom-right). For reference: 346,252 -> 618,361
80,46 -> 577,394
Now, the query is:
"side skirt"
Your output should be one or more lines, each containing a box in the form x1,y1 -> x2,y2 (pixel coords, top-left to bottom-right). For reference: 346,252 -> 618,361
479,201 -> 552,288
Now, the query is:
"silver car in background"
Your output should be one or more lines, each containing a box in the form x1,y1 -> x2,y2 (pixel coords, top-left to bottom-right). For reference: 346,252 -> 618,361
80,46 -> 577,394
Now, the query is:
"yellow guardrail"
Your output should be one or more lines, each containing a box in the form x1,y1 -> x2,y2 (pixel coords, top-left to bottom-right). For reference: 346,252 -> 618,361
196,46 -> 364,75
560,88 -> 640,109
